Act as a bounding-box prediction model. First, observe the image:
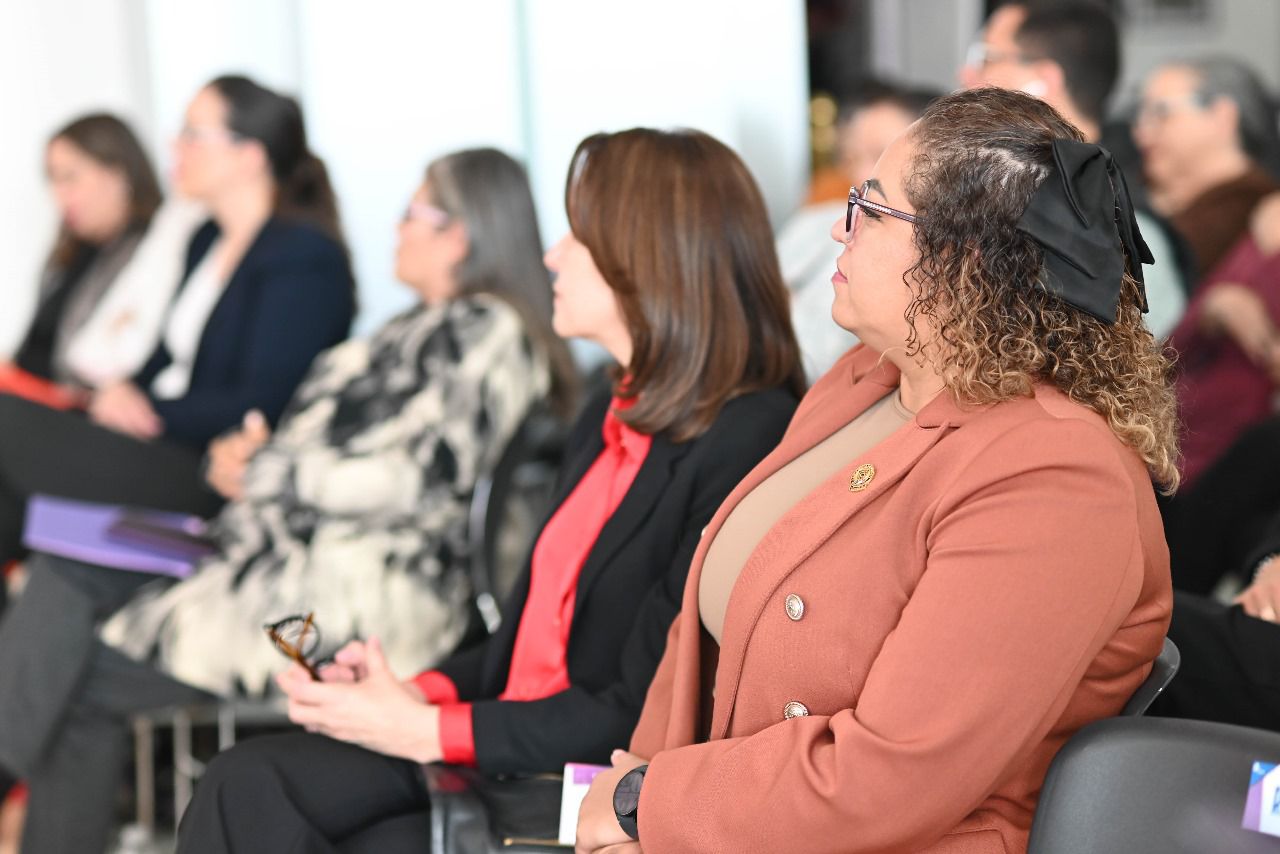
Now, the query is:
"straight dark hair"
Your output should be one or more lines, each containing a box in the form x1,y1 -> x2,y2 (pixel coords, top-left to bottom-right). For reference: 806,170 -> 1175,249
46,113 -> 162,270
207,75 -> 346,252
426,148 -> 579,419
566,128 -> 806,441
1013,0 -> 1120,127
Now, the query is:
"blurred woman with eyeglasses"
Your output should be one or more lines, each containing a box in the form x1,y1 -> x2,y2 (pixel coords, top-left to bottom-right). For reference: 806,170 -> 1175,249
1,113 -> 163,408
1134,56 -> 1280,280
0,75 -> 356,603
0,146 -> 574,854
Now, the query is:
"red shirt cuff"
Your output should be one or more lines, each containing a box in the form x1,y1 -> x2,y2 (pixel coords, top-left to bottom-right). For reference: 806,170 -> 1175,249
438,703 -> 476,767
412,670 -> 459,705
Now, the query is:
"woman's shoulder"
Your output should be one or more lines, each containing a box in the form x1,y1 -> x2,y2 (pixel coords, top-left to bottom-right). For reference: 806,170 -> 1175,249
951,386 -> 1147,485
447,293 -> 525,336
250,218 -> 348,268
682,386 -> 799,458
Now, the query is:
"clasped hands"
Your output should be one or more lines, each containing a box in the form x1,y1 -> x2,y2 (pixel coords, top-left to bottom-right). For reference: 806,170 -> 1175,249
575,749 -> 647,854
1201,284 -> 1280,383
89,381 -> 163,439
275,636 -> 444,764
279,636 -> 647,852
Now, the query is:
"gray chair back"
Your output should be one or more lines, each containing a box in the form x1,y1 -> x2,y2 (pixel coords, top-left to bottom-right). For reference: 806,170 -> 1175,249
466,411 -> 565,634
1121,637 -> 1181,717
1029,717 -> 1280,853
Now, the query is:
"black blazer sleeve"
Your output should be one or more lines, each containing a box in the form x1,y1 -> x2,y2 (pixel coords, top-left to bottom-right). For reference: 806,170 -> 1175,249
143,223 -> 355,448
453,388 -> 797,775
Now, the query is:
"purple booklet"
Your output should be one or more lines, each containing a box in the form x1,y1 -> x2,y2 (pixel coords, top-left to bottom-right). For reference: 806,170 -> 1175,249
22,495 -> 215,578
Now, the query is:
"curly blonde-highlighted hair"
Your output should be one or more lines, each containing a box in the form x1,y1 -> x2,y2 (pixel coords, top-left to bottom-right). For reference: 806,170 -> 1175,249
902,88 -> 1179,490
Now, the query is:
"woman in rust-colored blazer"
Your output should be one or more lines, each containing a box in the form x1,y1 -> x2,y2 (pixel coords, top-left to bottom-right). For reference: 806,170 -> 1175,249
577,88 -> 1180,854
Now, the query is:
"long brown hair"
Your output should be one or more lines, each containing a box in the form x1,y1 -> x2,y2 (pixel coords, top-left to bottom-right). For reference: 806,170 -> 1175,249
46,113 -> 162,270
426,148 -> 578,419
904,88 -> 1180,489
566,128 -> 805,441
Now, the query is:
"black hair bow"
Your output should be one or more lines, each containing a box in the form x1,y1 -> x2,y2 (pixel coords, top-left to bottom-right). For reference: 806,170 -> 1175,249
1015,139 -> 1154,324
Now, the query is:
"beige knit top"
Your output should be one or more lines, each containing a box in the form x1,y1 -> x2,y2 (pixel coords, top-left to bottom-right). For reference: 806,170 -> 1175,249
699,390 -> 913,642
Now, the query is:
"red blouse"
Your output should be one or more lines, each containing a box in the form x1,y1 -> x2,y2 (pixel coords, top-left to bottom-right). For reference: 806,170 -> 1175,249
413,398 -> 652,765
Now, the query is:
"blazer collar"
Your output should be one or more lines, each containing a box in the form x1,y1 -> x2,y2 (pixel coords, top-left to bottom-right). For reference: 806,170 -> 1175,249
833,348 -> 988,430
695,351 -> 978,738
569,431 -> 691,624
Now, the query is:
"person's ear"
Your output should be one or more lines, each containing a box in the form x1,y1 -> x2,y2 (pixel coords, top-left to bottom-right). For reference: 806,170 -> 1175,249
237,138 -> 271,180
1209,96 -> 1243,147
1019,61 -> 1058,99
1035,61 -> 1067,103
1020,79 -> 1048,98
442,221 -> 470,268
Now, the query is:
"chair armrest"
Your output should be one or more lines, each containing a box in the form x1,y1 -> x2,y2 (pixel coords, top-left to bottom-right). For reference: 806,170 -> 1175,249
421,764 -> 566,852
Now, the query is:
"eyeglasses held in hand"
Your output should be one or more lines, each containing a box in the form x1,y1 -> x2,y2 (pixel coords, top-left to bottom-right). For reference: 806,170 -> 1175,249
264,612 -> 325,681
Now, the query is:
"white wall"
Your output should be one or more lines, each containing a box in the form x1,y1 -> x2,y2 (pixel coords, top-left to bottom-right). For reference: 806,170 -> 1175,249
869,0 -> 984,93
0,0 -> 150,355
521,0 -> 810,244
297,1 -> 528,327
1118,0 -> 1280,102
5,0 -> 810,351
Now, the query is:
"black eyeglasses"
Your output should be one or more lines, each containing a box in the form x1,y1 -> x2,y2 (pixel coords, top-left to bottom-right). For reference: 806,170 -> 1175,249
845,180 -> 918,237
264,612 -> 327,681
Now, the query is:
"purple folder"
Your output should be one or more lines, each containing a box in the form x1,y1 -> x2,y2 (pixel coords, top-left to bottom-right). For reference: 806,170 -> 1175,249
22,495 -> 214,578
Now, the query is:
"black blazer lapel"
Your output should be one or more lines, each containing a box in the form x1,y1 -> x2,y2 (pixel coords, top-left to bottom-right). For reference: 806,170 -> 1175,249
569,434 -> 692,625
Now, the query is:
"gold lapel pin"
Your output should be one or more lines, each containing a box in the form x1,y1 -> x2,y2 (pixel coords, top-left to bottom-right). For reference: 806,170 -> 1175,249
849,463 -> 876,492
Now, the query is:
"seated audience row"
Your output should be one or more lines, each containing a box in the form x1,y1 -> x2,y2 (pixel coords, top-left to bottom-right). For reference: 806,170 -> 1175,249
0,118 -> 804,851
13,4 -> 1280,844
157,87 -> 1171,854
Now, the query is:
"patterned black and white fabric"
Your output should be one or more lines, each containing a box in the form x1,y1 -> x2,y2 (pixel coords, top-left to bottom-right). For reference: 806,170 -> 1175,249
101,294 -> 549,696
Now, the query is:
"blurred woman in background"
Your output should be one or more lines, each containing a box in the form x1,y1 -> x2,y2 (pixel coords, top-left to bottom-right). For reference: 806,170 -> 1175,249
2,113 -> 162,404
1135,56 -> 1280,281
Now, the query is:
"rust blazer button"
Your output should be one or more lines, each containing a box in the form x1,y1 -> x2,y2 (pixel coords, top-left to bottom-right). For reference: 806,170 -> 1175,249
783,701 -> 809,720
785,593 -> 805,621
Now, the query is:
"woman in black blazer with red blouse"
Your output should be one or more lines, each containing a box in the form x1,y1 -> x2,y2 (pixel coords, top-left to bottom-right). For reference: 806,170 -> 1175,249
0,76 -> 353,585
177,128 -> 805,853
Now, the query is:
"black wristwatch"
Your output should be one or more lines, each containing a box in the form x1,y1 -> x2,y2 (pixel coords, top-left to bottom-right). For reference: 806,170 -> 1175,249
612,765 -> 648,840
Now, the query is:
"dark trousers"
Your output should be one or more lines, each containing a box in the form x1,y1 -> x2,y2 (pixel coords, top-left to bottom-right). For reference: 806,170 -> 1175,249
0,394 -> 223,583
1161,415 -> 1280,595
176,732 -> 431,854
0,554 -> 212,853
1150,591 -> 1280,729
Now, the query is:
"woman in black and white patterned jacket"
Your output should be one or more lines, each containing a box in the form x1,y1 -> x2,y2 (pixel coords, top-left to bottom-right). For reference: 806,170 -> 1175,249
100,146 -> 577,695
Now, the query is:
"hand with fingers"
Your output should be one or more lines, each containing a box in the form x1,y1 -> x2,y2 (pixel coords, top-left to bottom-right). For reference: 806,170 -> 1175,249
206,409 -> 272,499
575,749 -> 648,854
88,381 -> 163,440
276,636 -> 442,762
1236,555 -> 1280,623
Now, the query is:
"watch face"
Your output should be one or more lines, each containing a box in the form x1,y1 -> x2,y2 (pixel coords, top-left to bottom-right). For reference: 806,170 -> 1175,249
613,768 -> 645,817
